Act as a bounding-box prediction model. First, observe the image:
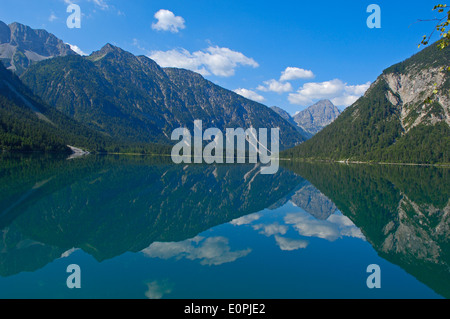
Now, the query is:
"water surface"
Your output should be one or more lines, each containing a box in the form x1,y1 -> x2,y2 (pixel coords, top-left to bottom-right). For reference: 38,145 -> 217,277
0,154 -> 448,298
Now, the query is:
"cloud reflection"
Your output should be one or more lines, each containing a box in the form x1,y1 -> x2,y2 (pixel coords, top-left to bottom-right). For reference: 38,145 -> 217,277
284,211 -> 365,241
230,213 -> 262,226
274,235 -> 309,251
253,223 -> 288,236
145,279 -> 173,299
141,236 -> 251,266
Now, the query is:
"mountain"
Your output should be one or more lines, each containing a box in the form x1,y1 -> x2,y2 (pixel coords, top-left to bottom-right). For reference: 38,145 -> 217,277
293,99 -> 341,135
284,161 -> 450,298
270,106 -> 313,138
0,62 -> 97,152
270,100 -> 340,138
284,43 -> 450,164
20,43 -> 306,149
0,154 -> 303,273
0,62 -> 168,154
0,21 -> 77,76
289,182 -> 337,220
270,106 -> 297,127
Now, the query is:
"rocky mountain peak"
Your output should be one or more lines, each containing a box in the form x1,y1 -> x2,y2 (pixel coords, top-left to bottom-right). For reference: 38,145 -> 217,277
99,43 -> 123,54
8,21 -> 74,57
293,99 -> 341,135
88,43 -> 144,65
0,20 -> 76,75
380,44 -> 450,133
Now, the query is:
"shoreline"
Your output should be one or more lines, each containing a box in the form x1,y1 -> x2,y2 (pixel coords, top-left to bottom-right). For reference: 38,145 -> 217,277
280,157 -> 450,168
2,149 -> 449,167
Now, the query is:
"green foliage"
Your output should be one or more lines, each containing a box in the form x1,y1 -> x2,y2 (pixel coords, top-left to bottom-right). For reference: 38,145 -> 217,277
0,63 -> 171,154
420,4 -> 450,49
0,154 -> 302,270
282,79 -> 407,162
380,122 -> 450,164
282,43 -> 450,164
20,47 -> 304,150
282,161 -> 450,298
419,4 -> 450,103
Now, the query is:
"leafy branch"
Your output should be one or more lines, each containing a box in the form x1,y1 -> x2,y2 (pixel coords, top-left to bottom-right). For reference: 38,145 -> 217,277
418,4 -> 449,103
419,4 -> 450,50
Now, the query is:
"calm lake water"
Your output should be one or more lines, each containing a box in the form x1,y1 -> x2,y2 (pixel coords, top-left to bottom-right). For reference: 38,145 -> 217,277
0,153 -> 448,299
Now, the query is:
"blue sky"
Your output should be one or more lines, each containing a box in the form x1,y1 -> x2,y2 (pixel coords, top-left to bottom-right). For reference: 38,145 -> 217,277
0,0 -> 443,114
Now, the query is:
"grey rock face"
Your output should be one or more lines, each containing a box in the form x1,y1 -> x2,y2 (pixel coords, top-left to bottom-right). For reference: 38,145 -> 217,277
0,20 -> 76,75
290,183 -> 337,220
381,194 -> 450,265
383,67 -> 449,132
270,106 -> 312,139
293,99 -> 341,135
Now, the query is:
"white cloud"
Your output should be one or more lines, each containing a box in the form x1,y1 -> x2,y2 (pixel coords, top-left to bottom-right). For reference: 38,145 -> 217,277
233,88 -> 265,103
145,280 -> 173,299
288,79 -> 371,107
151,9 -> 185,33
150,48 -> 209,75
345,82 -> 371,96
288,93 -> 315,106
89,0 -> 109,10
331,95 -> 359,107
293,79 -> 345,100
253,223 -> 288,236
230,213 -> 262,225
149,46 -> 258,77
141,236 -> 251,266
274,235 -> 309,251
280,67 -> 314,81
284,211 -> 365,241
285,212 -> 340,241
331,82 -> 371,107
67,43 -> 88,56
326,214 -> 365,240
257,79 -> 293,94
48,12 -> 58,22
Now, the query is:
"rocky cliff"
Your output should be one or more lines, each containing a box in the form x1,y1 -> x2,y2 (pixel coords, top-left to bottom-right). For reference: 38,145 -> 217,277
0,21 -> 76,75
284,42 -> 450,163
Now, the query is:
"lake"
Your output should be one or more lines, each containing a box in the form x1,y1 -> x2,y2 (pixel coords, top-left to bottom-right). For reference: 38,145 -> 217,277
0,153 -> 448,299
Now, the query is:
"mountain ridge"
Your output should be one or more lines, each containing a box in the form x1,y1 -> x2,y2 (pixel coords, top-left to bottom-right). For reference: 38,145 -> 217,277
270,99 -> 341,138
21,42 -> 306,149
0,20 -> 77,76
283,43 -> 450,164
293,99 -> 341,135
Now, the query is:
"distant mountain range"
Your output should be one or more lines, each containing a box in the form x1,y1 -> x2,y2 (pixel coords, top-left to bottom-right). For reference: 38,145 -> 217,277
284,42 -> 450,164
293,99 -> 341,135
0,20 -> 306,152
1,20 -> 448,164
271,99 -> 341,138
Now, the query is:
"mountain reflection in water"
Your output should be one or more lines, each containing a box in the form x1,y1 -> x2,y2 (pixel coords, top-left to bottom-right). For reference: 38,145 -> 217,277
0,153 -> 448,298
